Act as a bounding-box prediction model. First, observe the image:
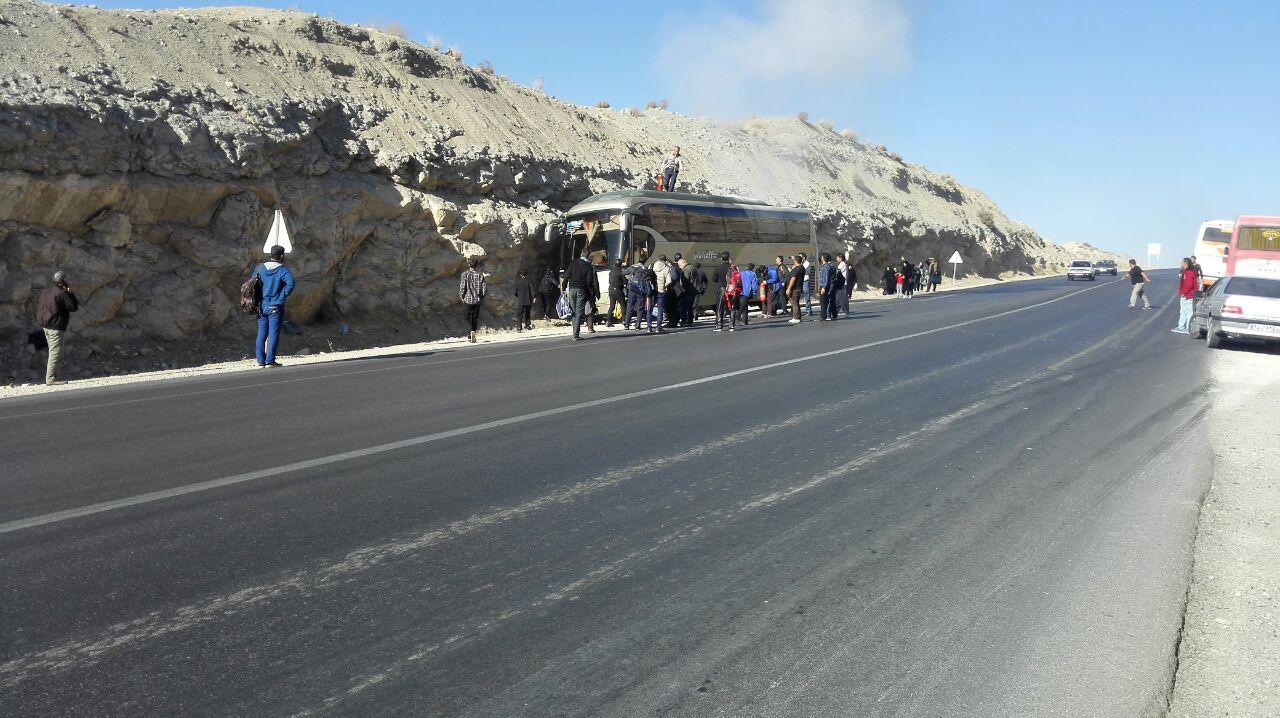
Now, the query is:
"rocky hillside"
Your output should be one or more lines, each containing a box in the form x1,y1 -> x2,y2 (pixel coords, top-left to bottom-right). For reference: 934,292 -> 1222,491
0,0 -> 1117,379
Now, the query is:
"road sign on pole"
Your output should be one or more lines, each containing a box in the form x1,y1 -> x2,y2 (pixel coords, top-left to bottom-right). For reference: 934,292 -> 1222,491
263,209 -> 293,254
1146,242 -> 1161,269
948,251 -> 963,281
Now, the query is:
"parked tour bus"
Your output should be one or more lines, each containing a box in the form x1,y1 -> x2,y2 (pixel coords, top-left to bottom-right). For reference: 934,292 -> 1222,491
1192,219 -> 1234,289
1226,215 -> 1280,280
544,190 -> 817,304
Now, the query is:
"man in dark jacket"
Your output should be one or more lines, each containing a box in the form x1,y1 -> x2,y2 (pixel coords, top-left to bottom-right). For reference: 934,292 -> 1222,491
562,251 -> 596,340
711,252 -> 732,330
665,256 -> 684,329
606,259 -> 626,327
253,245 -> 296,367
513,268 -> 535,332
35,270 -> 79,385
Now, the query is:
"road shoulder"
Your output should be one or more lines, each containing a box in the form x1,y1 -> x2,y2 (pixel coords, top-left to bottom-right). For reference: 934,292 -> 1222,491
1170,347 -> 1280,717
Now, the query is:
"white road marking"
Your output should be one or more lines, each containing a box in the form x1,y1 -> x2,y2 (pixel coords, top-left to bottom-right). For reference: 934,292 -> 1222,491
0,280 -> 1113,536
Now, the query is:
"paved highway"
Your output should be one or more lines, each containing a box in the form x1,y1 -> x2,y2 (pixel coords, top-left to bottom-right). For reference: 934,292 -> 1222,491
1,273 -> 1212,716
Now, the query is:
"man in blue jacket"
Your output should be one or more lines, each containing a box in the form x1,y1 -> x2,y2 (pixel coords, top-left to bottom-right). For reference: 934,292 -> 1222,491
737,262 -> 759,327
254,245 -> 295,367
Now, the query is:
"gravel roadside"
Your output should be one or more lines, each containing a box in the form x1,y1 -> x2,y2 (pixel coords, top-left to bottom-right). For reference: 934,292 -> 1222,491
1170,345 -> 1280,717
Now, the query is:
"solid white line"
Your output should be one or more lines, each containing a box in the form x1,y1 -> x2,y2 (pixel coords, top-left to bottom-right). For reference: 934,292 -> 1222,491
0,280 -> 1113,536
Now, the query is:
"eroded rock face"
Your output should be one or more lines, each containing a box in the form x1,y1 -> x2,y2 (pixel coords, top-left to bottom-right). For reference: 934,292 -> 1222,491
0,0 -> 1117,380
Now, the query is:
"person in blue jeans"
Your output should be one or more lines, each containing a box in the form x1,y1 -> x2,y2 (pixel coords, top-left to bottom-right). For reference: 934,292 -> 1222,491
801,253 -> 814,316
253,245 -> 295,367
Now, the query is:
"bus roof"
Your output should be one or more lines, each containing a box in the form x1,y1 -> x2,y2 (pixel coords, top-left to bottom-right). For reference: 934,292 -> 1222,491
564,190 -> 806,216
1235,215 -> 1280,227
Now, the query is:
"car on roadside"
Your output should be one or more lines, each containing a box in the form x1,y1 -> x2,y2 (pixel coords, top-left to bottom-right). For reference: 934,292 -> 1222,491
1094,259 -> 1118,276
1067,260 -> 1098,281
1189,275 -> 1280,348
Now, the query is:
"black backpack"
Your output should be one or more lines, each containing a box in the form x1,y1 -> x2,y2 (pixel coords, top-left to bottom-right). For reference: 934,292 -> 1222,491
240,270 -> 262,315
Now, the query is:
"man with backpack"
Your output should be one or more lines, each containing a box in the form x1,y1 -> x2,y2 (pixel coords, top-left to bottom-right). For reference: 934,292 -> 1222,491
718,259 -> 743,332
35,270 -> 79,385
624,259 -> 654,332
248,245 -> 295,367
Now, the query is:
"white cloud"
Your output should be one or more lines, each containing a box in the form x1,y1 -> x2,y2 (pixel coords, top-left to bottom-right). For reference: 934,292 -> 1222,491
661,0 -> 911,117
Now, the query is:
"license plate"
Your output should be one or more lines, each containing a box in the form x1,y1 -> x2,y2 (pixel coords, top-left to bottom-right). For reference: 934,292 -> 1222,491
1247,323 -> 1280,333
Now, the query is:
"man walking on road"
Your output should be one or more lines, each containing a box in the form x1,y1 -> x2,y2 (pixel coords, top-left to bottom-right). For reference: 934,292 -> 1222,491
35,270 -> 79,385
513,268 -> 535,332
1174,257 -> 1199,332
253,246 -> 296,364
786,254 -> 806,323
563,250 -> 596,340
1128,259 -> 1152,310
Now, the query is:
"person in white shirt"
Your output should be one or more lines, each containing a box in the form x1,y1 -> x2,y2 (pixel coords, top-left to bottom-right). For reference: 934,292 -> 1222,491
660,147 -> 682,192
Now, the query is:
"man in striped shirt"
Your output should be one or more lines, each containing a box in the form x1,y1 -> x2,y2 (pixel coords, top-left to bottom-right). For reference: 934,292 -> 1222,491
459,257 -> 486,343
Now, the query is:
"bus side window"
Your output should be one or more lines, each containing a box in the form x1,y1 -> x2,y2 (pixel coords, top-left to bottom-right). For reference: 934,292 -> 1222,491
748,209 -> 787,244
722,207 -> 758,243
785,215 -> 811,244
642,204 -> 691,243
685,205 -> 727,243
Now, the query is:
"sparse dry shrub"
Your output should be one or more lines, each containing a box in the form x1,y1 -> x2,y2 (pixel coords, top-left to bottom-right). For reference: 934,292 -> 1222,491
840,129 -> 858,140
627,107 -> 643,116
427,35 -> 442,50
595,100 -> 611,108
446,47 -> 462,61
644,99 -> 669,110
795,111 -> 810,123
887,151 -> 904,163
476,60 -> 495,75
817,119 -> 835,131
532,77 -> 544,93
373,20 -> 408,38
977,208 -> 996,227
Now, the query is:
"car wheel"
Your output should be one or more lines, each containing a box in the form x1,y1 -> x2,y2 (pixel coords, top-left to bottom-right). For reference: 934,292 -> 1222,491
1206,319 -> 1223,348
1188,316 -> 1204,339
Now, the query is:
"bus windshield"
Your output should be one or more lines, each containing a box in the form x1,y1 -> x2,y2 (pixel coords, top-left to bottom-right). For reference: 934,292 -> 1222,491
1237,226 -> 1280,252
1200,227 -> 1232,244
563,211 -> 622,267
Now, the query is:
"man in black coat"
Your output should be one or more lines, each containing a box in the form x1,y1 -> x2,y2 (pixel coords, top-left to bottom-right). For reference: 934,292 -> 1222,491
711,252 -> 732,330
513,268 -> 535,331
606,259 -> 626,327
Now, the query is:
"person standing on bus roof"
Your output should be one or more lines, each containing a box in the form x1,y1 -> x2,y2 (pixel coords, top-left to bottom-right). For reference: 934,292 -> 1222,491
660,146 -> 682,192
786,255 -> 806,323
1127,259 -> 1152,310
563,250 -> 596,340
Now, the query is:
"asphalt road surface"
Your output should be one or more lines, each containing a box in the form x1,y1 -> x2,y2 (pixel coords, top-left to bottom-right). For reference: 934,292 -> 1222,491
1,272 -> 1213,717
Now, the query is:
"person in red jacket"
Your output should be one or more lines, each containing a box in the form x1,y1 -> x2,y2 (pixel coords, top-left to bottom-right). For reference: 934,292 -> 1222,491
1174,257 -> 1199,333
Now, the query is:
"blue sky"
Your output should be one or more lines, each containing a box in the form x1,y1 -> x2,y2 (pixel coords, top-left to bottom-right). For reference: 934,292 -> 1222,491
90,0 -> 1279,259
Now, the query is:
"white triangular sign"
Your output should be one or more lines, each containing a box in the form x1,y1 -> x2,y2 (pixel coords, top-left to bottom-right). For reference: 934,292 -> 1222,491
948,251 -> 963,264
263,209 -> 293,254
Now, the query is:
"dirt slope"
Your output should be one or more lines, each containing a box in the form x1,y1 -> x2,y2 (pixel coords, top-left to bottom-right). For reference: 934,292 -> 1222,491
0,0 -> 1119,380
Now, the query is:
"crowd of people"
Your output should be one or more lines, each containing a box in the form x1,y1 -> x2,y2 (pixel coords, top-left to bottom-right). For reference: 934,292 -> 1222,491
532,250 -> 863,340
25,245 -> 1208,386
880,257 -> 943,297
